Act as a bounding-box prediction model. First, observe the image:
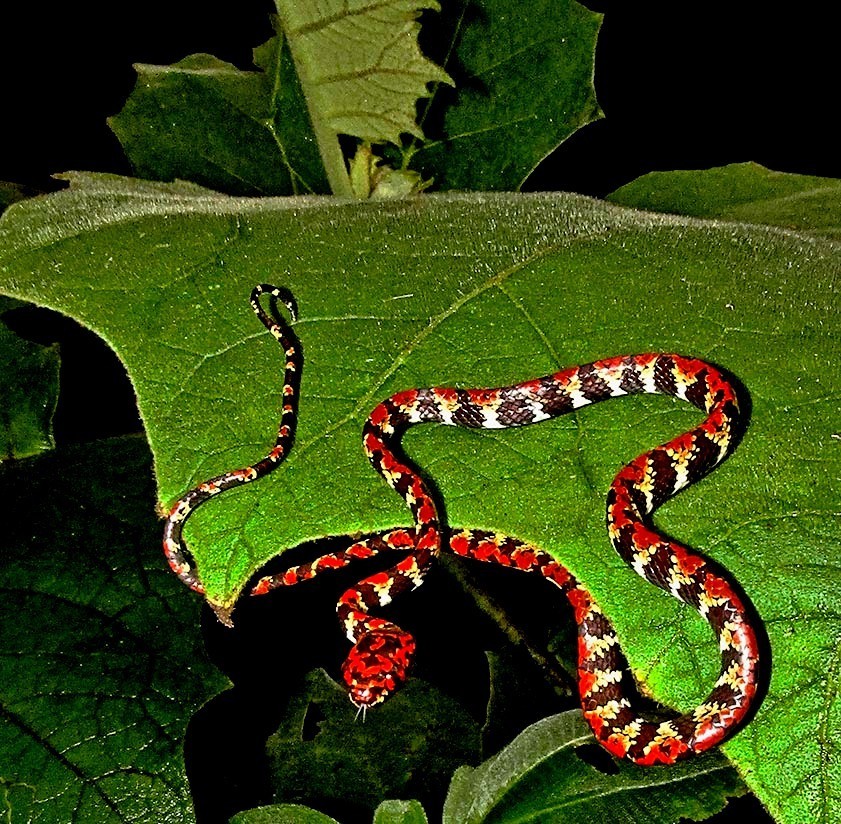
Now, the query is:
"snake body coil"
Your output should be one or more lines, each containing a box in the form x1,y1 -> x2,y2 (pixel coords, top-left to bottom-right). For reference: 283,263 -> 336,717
167,286 -> 760,765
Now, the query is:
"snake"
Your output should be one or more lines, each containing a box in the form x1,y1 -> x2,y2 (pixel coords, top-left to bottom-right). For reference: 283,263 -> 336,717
164,285 -> 760,766
162,284 -> 300,598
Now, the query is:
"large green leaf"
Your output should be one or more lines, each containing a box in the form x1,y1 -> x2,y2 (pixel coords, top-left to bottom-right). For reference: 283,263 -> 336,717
607,162 -> 841,240
0,436 -> 228,822
0,175 -> 838,823
442,711 -> 745,823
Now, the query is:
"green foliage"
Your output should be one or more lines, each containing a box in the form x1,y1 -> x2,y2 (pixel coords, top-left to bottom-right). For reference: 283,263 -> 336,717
608,162 -> 841,240
409,0 -> 603,190
109,0 -> 601,197
442,712 -> 745,823
112,0 -> 453,199
266,671 -> 480,815
373,800 -> 429,824
231,799 -> 428,824
0,298 -> 59,459
231,804 -> 342,824
0,436 -> 228,822
274,0 -> 450,148
234,711 -> 745,823
109,35 -> 329,197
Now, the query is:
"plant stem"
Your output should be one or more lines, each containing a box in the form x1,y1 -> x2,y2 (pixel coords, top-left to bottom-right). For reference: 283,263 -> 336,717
309,115 -> 353,198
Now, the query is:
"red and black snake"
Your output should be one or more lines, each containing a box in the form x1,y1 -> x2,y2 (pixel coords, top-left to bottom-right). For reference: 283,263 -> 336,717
163,284 -> 300,596
164,285 -> 760,766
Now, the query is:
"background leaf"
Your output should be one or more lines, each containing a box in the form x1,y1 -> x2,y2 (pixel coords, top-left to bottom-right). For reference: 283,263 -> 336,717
607,162 -> 841,240
265,670 -> 481,818
275,0 -> 449,145
0,298 -> 59,460
442,711 -> 746,823
108,0 -> 603,197
408,0 -> 602,190
230,799 -> 428,824
274,0 -> 450,195
0,436 -> 228,822
373,800 -> 428,824
231,804 -> 341,823
109,33 -> 329,197
0,175 -> 839,823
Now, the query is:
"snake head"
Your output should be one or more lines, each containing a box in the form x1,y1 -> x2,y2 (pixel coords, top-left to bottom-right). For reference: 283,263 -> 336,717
341,629 -> 416,708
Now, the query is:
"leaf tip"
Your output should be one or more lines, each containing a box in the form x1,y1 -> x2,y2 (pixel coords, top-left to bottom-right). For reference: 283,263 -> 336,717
210,601 -> 236,628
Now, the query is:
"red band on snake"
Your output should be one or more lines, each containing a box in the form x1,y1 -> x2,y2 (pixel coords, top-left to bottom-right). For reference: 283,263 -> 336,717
166,286 -> 760,765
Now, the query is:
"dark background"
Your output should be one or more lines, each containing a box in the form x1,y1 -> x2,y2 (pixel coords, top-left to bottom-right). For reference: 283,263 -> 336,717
0,1 -> 837,196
